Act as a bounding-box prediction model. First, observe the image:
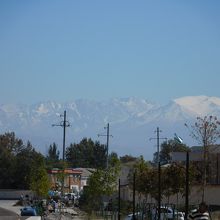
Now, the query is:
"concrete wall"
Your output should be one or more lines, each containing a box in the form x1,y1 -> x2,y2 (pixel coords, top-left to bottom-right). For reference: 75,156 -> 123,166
0,190 -> 33,200
121,185 -> 220,206
168,185 -> 220,206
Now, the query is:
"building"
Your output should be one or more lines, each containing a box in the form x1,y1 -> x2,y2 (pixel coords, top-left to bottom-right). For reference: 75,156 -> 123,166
48,167 -> 95,194
48,168 -> 82,194
75,168 -> 95,191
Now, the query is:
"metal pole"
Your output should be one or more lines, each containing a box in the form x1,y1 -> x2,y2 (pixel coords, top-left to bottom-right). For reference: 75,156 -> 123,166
98,123 -> 112,169
157,127 -> 161,220
217,154 -> 219,184
106,123 -> 109,169
157,127 -> 160,164
118,179 -> 121,220
63,110 -> 66,161
52,110 -> 70,161
185,151 -> 189,220
133,171 -> 136,220
202,125 -> 207,202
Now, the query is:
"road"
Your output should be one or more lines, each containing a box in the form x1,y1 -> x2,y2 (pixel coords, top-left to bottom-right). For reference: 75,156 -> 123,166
0,200 -> 41,219
0,206 -> 19,216
0,206 -> 31,219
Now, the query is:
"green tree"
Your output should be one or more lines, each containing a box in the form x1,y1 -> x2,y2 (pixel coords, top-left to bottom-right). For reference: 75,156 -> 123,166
133,157 -> 152,200
185,115 -> 220,201
13,141 -> 39,189
162,164 -> 185,203
0,132 -> 24,188
79,156 -> 120,213
46,143 -> 60,169
47,143 -> 59,161
108,152 -> 120,167
153,139 -> 190,164
0,132 -> 49,190
120,155 -> 138,163
128,157 -> 159,201
30,154 -> 50,198
66,138 -> 107,168
131,157 -> 190,203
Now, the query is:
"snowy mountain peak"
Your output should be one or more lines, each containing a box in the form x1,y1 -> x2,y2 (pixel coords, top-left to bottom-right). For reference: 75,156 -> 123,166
174,96 -> 220,116
1,96 -> 220,159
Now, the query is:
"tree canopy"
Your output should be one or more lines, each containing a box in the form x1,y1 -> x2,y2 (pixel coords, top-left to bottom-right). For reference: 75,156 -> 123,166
185,115 -> 220,202
79,155 -> 121,213
0,132 -> 49,192
153,139 -> 190,165
65,138 -> 107,169
45,142 -> 60,169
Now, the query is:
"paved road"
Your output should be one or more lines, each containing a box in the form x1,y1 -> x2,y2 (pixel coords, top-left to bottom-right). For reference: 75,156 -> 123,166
0,200 -> 41,220
0,206 -> 25,219
0,206 -> 18,216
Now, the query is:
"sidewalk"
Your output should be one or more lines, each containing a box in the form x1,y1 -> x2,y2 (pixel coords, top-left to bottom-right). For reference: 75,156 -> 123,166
0,200 -> 22,215
0,200 -> 104,220
0,200 -> 41,220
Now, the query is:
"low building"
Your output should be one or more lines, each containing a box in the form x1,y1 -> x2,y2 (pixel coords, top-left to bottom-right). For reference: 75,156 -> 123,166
48,168 -> 82,194
74,168 -> 95,191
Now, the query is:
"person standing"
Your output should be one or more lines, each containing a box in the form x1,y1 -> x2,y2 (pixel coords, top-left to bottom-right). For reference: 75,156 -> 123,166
188,202 -> 210,220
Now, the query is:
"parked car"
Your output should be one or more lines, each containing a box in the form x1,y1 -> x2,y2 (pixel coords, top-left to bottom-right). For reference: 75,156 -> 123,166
153,206 -> 184,220
175,211 -> 184,220
20,206 -> 37,216
124,212 -> 143,220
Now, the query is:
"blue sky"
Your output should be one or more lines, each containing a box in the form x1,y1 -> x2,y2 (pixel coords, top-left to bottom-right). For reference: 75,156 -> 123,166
0,1 -> 220,105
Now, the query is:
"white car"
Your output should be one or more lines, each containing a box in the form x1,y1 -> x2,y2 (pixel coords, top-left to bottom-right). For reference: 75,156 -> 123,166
124,212 -> 142,220
175,211 -> 185,220
153,207 -> 184,220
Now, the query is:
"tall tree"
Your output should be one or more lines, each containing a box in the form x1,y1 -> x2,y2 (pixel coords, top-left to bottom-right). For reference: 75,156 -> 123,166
120,155 -> 137,163
30,153 -> 50,198
185,115 -> 220,201
79,159 -> 120,213
14,141 -> 46,189
0,132 -> 24,188
132,156 -> 153,200
153,139 -> 190,165
0,132 -> 24,155
163,164 -> 185,203
66,138 -> 107,169
46,143 -> 60,169
47,143 -> 60,161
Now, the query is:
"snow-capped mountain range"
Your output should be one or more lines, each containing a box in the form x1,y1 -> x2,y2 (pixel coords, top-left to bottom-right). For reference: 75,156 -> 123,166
1,96 -> 220,160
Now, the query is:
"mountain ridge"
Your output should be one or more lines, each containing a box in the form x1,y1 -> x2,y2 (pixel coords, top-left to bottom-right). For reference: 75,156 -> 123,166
0,95 -> 220,160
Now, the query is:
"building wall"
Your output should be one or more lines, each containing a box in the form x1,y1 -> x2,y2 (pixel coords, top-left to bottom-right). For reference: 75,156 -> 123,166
49,173 -> 81,193
0,190 -> 33,200
120,185 -> 220,206
168,185 -> 220,206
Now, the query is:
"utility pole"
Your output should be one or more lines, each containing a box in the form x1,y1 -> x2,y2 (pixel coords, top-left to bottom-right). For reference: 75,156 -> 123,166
98,123 -> 113,169
118,178 -> 121,220
173,133 -> 190,220
133,171 -> 136,220
185,151 -> 189,220
150,127 -> 167,220
52,110 -> 70,161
